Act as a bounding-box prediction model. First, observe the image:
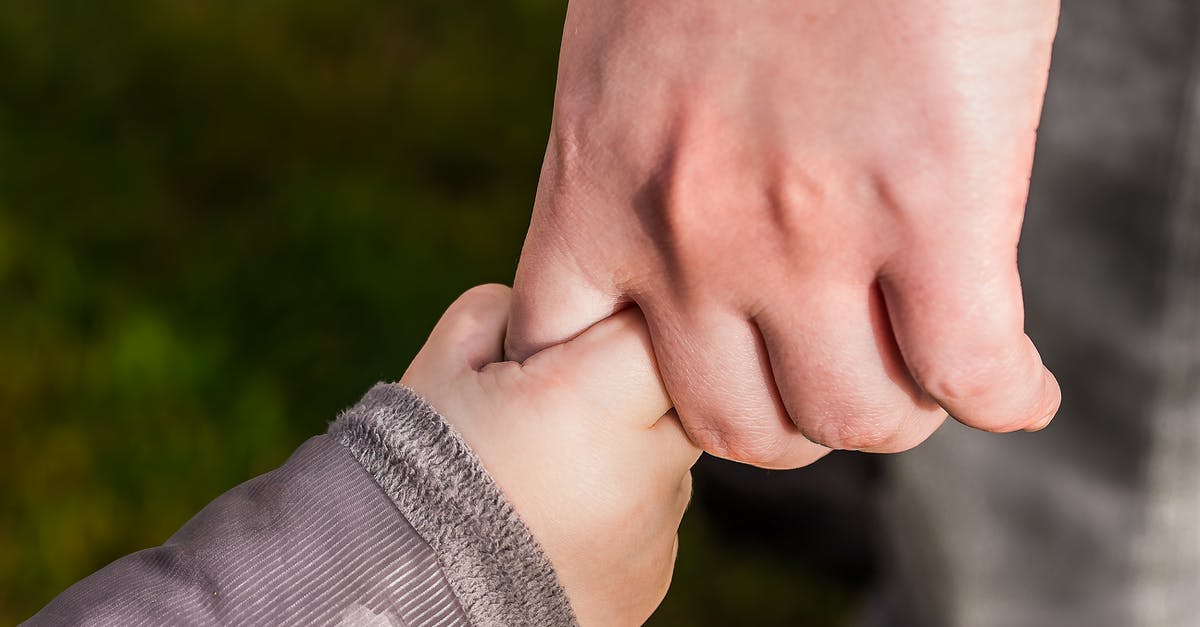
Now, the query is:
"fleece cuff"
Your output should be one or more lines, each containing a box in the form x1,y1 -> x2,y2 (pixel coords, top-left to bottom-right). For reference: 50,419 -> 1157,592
328,383 -> 577,627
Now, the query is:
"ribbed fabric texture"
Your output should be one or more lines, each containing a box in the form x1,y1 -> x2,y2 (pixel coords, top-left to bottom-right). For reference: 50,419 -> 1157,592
330,383 -> 578,627
26,435 -> 469,626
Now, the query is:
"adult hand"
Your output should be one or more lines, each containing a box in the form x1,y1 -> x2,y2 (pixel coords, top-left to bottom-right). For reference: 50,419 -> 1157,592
508,0 -> 1063,468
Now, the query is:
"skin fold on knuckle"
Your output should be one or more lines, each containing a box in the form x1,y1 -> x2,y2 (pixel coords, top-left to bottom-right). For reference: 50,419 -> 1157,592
915,348 -> 1041,432
686,421 -> 790,466
802,413 -> 895,452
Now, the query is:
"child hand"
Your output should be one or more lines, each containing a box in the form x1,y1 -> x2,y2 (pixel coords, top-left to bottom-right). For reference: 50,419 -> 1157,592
400,284 -> 700,626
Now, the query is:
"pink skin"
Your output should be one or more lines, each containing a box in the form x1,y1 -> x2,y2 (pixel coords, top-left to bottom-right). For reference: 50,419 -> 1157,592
507,0 -> 1063,468
402,285 -> 698,626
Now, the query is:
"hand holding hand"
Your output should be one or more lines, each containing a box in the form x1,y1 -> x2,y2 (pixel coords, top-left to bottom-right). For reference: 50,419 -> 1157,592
402,285 -> 699,626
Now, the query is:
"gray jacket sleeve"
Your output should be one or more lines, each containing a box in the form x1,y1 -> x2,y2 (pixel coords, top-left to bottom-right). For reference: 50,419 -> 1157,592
25,383 -> 577,627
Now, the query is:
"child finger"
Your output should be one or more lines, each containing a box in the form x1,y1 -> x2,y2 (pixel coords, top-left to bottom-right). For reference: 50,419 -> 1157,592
523,307 -> 672,429
649,410 -> 703,476
405,284 -> 513,383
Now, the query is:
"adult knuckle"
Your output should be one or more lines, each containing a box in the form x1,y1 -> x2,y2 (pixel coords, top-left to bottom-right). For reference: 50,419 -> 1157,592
807,415 -> 894,452
687,423 -> 789,466
916,347 -> 1017,406
788,395 -> 904,451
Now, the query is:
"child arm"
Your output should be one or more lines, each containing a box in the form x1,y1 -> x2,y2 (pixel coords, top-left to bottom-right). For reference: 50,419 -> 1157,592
28,285 -> 697,627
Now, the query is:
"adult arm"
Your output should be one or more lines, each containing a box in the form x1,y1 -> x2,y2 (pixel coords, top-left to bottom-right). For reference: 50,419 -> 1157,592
508,0 -> 1063,467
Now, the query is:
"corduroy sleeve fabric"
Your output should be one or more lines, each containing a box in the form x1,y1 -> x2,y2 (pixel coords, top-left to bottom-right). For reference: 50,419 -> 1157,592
25,383 -> 578,627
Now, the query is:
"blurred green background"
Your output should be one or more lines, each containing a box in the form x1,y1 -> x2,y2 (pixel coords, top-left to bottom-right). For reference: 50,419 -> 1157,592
0,2 -> 867,623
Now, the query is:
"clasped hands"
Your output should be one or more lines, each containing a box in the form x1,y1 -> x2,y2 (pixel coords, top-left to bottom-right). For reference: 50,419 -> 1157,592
405,2 -> 1064,623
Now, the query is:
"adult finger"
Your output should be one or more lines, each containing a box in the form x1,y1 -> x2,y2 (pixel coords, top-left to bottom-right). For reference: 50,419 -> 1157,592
506,214 -> 621,363
880,248 -> 1061,433
756,280 -> 947,453
641,302 -> 829,469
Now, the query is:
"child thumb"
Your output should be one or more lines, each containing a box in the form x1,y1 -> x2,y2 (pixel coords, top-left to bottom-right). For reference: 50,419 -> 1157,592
405,284 -> 512,382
